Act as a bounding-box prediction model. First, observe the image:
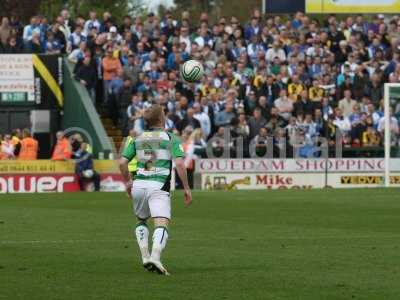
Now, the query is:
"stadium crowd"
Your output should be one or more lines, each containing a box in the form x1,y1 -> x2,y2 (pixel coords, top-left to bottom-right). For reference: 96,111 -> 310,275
1,10 -> 400,161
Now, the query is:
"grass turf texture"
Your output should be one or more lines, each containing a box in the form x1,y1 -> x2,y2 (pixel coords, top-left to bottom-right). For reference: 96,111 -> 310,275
1,189 -> 400,300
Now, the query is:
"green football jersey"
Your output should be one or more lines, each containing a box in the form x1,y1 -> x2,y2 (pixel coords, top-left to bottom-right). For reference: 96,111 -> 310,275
122,129 -> 184,188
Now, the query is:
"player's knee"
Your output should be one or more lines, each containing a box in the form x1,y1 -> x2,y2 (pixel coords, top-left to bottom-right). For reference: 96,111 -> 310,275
153,217 -> 169,228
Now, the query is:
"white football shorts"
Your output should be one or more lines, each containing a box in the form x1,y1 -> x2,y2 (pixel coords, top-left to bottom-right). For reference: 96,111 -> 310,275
131,180 -> 171,220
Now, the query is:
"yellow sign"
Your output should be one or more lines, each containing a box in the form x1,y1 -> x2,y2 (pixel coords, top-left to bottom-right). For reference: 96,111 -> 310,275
0,160 -> 119,174
341,176 -> 400,184
307,0 -> 400,13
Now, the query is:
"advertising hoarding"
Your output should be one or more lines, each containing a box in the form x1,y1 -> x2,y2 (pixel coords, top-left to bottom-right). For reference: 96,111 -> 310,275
201,173 -> 400,190
306,0 -> 400,13
0,160 -> 124,193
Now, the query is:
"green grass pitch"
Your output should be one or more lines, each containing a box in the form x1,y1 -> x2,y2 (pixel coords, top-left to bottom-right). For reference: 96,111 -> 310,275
1,189 -> 400,300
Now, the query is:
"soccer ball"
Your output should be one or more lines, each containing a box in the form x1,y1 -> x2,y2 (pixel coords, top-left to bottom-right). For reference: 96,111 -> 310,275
181,60 -> 204,83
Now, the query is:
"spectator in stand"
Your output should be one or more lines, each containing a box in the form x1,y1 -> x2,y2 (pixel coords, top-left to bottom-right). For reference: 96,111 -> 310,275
214,102 -> 236,128
18,129 -> 39,160
248,107 -> 267,140
68,41 -> 87,63
74,55 -> 97,104
22,16 -> 40,46
338,89 -> 357,118
0,17 -> 11,48
274,89 -> 293,122
102,46 -> 122,104
51,131 -> 72,160
74,142 -> 100,192
177,108 -> 201,133
4,9 -> 400,158
1,135 -> 15,160
2,36 -> 21,53
68,24 -> 86,52
25,32 -> 42,53
84,11 -> 101,35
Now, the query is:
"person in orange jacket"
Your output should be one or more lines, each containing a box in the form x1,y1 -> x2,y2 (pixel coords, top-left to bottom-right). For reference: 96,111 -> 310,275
18,129 -> 39,160
51,131 -> 72,160
102,46 -> 122,104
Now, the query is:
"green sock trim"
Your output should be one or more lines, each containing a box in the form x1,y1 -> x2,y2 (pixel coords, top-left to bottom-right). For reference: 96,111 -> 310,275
135,222 -> 148,228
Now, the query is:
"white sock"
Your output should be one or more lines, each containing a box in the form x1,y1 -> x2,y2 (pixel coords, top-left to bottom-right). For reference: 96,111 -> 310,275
151,226 -> 168,262
135,223 -> 150,260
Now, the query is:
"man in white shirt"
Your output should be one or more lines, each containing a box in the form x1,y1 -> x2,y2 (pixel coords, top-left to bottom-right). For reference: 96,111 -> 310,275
84,11 -> 101,35
179,26 -> 191,54
338,89 -> 357,118
265,41 -> 286,63
193,102 -> 211,139
274,89 -> 293,121
23,16 -> 41,44
194,27 -> 213,50
333,108 -> 351,134
377,108 -> 399,145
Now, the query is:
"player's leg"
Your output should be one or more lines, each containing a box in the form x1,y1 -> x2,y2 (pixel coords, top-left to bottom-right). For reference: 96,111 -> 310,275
135,217 -> 151,268
131,187 -> 151,268
148,190 -> 171,275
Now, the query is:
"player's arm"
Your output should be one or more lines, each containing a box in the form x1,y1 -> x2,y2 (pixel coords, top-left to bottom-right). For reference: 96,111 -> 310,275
175,157 -> 192,206
119,157 -> 132,192
171,133 -> 192,207
119,138 -> 136,196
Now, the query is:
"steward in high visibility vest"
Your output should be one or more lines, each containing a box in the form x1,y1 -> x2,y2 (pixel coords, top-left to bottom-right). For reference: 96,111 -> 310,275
51,131 -> 72,160
18,129 -> 39,160
125,136 -> 138,177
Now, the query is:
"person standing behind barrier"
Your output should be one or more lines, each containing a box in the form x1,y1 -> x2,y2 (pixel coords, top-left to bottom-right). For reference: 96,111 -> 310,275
102,47 -> 122,105
18,129 -> 38,160
1,135 -> 15,160
75,142 -> 100,191
51,131 -> 72,160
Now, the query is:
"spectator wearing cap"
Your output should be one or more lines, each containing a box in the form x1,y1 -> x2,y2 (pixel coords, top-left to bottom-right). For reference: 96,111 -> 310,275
108,26 -> 122,44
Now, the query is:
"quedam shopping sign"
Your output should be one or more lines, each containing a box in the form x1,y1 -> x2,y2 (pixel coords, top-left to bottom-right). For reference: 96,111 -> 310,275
197,159 -> 400,190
